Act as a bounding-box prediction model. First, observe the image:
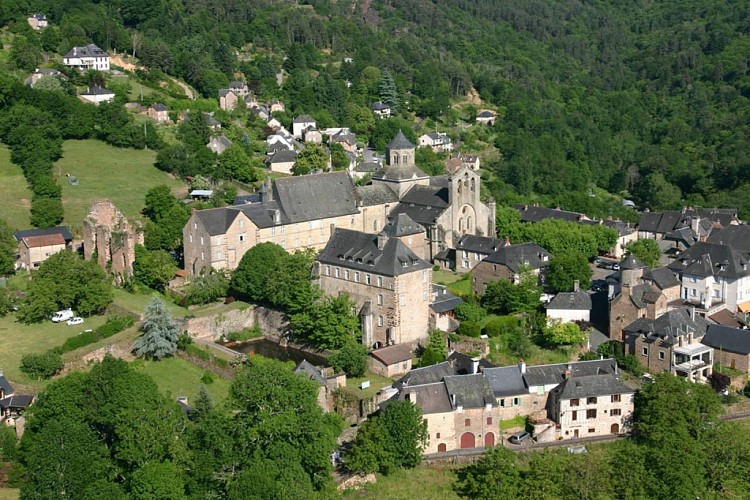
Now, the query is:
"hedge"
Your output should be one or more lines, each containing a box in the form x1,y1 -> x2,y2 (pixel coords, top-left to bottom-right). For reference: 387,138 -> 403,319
58,315 -> 135,354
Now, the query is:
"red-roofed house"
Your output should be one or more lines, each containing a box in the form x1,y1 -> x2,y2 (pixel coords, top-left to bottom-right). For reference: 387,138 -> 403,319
14,227 -> 73,270
368,344 -> 414,377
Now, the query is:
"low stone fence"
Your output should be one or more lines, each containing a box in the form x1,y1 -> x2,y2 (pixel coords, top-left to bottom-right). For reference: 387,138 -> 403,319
182,305 -> 288,341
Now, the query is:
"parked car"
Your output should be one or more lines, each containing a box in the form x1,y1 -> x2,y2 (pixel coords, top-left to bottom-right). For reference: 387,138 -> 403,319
66,317 -> 84,326
51,308 -> 74,323
508,431 -> 531,445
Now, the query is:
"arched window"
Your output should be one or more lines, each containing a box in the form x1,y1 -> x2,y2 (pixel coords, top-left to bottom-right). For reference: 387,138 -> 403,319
471,178 -> 476,192
373,219 -> 378,231
458,218 -> 463,231
392,154 -> 399,165
467,216 -> 473,232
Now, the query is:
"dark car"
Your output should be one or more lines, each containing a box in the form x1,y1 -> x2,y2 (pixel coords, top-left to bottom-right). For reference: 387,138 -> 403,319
508,431 -> 531,445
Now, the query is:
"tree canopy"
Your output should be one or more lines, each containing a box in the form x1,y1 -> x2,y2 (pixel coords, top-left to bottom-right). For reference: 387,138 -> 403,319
132,297 -> 180,360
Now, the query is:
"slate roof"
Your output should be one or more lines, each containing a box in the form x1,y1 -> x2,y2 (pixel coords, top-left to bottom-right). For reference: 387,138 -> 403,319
628,283 -> 662,309
477,110 -> 496,118
293,115 -> 315,123
707,225 -> 750,255
233,194 -> 261,205
446,351 -> 496,374
354,161 -> 380,173
370,344 -> 413,365
273,171 -> 358,223
483,365 -> 528,397
386,130 -> 414,150
0,372 -> 13,397
294,359 -> 326,386
228,81 -> 247,89
513,204 -> 587,223
546,290 -> 592,311
668,242 -> 750,280
372,163 -> 429,182
151,103 -> 167,111
398,382 -> 453,414
455,235 -> 503,255
218,89 -> 236,98
639,209 -> 736,235
355,184 -> 399,206
523,359 -> 617,388
623,307 -> 713,344
14,226 -> 73,242
482,243 -> 551,273
701,324 -> 750,355
195,207 -> 240,236
64,44 -> 107,58
664,226 -> 698,247
621,254 -> 645,270
555,373 -> 633,400
317,228 -> 431,277
0,394 -> 33,410
82,85 -> 113,96
602,219 -> 636,236
399,185 -> 449,207
589,328 -> 610,352
395,361 -> 457,388
268,149 -> 297,163
430,285 -> 463,314
443,374 -> 495,408
643,266 -> 680,290
382,213 -> 424,237
388,204 -> 446,225
371,101 -> 390,111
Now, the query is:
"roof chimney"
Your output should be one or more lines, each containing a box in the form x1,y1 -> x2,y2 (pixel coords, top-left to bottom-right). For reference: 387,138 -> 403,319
377,232 -> 388,250
564,369 -> 572,380
471,357 -> 479,375
450,393 -> 457,408
573,280 -> 580,292
518,359 -> 526,374
503,236 -> 511,247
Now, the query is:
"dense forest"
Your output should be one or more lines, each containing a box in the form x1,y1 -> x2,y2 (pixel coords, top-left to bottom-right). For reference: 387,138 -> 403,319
2,0 -> 749,216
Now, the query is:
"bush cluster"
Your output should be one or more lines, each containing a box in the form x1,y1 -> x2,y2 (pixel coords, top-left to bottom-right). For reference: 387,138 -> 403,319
20,352 -> 63,380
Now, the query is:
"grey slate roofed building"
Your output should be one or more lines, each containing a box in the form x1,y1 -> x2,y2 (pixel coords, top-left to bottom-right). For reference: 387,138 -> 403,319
455,235 -> 503,254
430,285 -> 463,314
620,254 -> 645,270
623,307 -> 713,343
513,204 -> 588,223
316,228 -> 431,277
0,371 -> 13,398
443,374 -> 496,408
294,359 -> 326,386
274,171 -> 358,224
668,242 -> 750,280
268,149 -> 297,164
0,394 -> 34,411
638,209 -> 737,237
395,361 -> 458,388
382,213 -> 424,237
14,226 -> 73,242
398,382 -> 453,414
701,324 -> 750,355
482,242 -> 551,273
707,225 -> 750,256
643,266 -> 681,290
523,359 -> 618,388
355,184 -> 399,206
546,290 -> 592,311
387,130 -> 414,149
483,365 -> 528,397
554,373 -> 634,400
64,44 -> 107,58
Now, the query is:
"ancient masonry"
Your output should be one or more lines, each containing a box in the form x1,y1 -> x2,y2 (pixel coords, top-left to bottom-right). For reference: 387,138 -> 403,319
83,200 -> 143,281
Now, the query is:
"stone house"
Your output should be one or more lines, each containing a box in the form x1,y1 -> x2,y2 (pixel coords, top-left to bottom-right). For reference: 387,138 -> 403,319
601,220 -> 637,259
637,208 -> 738,241
266,149 -> 298,175
330,130 -> 358,153
183,173 -> 393,274
207,135 -> 232,155
83,200 -> 143,281
608,255 -> 670,341
13,226 -> 73,270
316,228 -> 432,348
147,103 -> 169,123
368,344 -> 414,378
418,132 -> 453,152
63,44 -> 109,71
218,89 -> 240,111
294,360 -> 345,413
270,100 -> 285,113
459,154 -> 481,170
667,241 -> 750,316
624,307 -> 713,381
548,373 -> 634,439
0,371 -> 14,400
303,128 -> 323,144
471,242 -> 551,294
453,234 -> 503,273
545,284 -> 592,323
227,81 -> 249,97
371,101 -> 391,118
430,285 -> 463,332
475,110 -> 496,125
80,85 -> 115,105
27,14 -> 48,30
26,68 -> 65,87
701,324 -> 750,373
292,115 -> 316,139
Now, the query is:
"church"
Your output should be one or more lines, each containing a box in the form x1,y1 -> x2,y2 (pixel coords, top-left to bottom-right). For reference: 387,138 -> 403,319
183,131 -> 496,274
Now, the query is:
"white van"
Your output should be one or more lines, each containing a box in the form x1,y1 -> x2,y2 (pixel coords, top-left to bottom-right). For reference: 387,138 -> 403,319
51,308 -> 74,323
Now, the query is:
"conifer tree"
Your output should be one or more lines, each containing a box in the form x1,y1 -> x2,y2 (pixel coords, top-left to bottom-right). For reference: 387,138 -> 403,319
379,69 -> 399,112
132,297 -> 180,360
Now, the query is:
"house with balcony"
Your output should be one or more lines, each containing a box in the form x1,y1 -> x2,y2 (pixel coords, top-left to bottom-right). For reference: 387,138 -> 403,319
63,44 -> 109,71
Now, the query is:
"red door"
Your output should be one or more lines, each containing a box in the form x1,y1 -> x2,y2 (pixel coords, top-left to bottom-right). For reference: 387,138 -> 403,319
484,432 -> 495,447
460,432 -> 476,449
437,443 -> 447,452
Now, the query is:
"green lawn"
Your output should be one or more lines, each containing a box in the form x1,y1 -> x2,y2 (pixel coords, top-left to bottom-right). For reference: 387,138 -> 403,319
343,371 -> 395,399
0,488 -> 19,500
433,270 -> 472,296
0,145 -> 32,230
342,464 -> 460,499
0,312 -> 109,391
112,288 -> 249,319
133,356 -> 230,405
55,140 -> 186,231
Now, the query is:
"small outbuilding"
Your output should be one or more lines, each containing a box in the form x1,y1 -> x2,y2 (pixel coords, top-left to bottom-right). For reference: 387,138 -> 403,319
368,344 -> 414,378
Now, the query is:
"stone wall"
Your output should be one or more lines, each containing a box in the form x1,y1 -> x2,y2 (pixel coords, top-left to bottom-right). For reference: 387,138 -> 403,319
82,200 -> 143,281
181,305 -> 288,341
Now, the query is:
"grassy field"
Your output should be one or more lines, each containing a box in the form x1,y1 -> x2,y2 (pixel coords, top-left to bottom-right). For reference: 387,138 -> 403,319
342,464 -> 460,499
343,371 -> 395,399
433,270 -> 472,296
133,356 -> 230,405
112,288 -> 248,319
0,488 -> 19,500
0,312 -> 109,391
55,140 -> 186,231
0,145 -> 32,230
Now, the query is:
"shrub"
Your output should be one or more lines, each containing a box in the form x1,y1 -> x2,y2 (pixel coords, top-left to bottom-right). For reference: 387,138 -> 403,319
200,371 -> 214,384
458,321 -> 481,337
455,301 -> 487,323
329,342 -> 368,377
58,315 -> 135,354
177,332 -> 193,350
225,326 -> 262,342
20,352 -> 63,379
0,426 -> 17,461
185,343 -> 210,361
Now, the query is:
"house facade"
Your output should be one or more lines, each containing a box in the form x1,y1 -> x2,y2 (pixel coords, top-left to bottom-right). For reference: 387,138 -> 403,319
292,115 -> 316,139
63,44 -> 109,71
418,132 -> 453,152
27,14 -> 48,30
701,324 -> 750,373
316,228 -> 432,348
471,242 -> 550,294
218,89 -> 240,111
80,86 -> 115,105
368,344 -> 414,378
475,110 -> 496,125
147,103 -> 169,123
371,101 -> 391,118
207,135 -> 232,155
546,285 -> 592,323
14,227 -> 73,270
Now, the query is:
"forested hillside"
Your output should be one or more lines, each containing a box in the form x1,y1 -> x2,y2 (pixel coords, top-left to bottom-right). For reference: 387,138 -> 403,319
3,0 -> 749,216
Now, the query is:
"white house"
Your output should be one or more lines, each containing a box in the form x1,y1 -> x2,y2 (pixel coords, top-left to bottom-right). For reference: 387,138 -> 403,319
545,285 -> 592,323
27,14 -> 48,30
63,44 -> 110,71
292,115 -> 316,139
371,101 -> 391,118
418,132 -> 453,152
80,85 -> 115,105
207,135 -> 232,155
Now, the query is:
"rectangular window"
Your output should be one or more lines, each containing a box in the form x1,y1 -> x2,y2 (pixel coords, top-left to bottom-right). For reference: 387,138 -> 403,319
462,260 -> 469,269
690,276 -> 697,283
714,289 -> 721,298
335,267 -> 340,278
377,276 -> 383,287
436,432 -> 441,438
499,399 -> 505,407
239,219 -> 244,228
400,295 -> 406,306
587,397 -> 597,405
344,270 -> 350,280
611,394 -> 621,403
189,234 -> 193,243
588,428 -> 596,434
194,222 -> 198,229
217,251 -> 222,259
642,347 -> 648,356
586,409 -> 597,419
354,272 -> 360,283
512,397 -> 520,407
281,226 -> 286,235
486,417 -> 492,425
378,316 -> 384,327
239,234 -> 245,242
325,265 -> 330,276
572,411 -> 577,421
464,419 -> 471,427
611,409 -> 622,416
377,294 -> 383,305
462,250 -> 468,258
271,227 -> 276,236
422,290 -> 428,301
366,274 -> 371,285
570,399 -> 579,407
658,351 -> 665,360
200,236 -> 204,245
422,270 -> 428,283
200,251 -> 204,260
691,288 -> 697,296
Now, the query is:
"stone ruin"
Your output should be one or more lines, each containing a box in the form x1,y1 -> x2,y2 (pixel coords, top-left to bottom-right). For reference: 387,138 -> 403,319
83,200 -> 143,282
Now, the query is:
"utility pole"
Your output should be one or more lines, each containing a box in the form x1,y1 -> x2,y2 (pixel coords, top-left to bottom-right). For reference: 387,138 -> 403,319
143,122 -> 147,149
